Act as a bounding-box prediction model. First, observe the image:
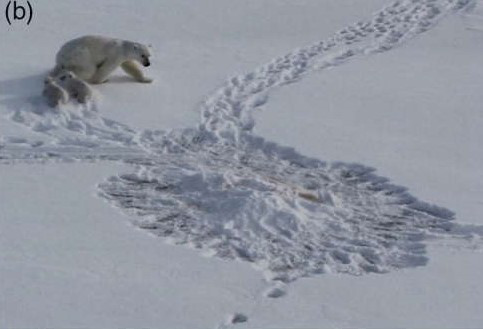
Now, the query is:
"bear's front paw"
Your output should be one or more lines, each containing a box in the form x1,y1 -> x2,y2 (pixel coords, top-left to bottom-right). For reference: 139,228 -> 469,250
140,77 -> 153,84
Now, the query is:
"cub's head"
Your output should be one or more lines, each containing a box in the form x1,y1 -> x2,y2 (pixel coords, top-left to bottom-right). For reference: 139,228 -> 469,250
126,42 -> 152,67
56,70 -> 77,82
44,76 -> 55,85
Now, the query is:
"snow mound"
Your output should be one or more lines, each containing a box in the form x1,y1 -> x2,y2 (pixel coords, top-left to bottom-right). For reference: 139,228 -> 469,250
100,141 -> 461,282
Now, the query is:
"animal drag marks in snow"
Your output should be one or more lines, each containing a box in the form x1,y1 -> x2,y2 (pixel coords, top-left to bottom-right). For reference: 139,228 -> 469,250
0,93 -> 142,163
8,100 -> 137,151
3,0 -> 481,287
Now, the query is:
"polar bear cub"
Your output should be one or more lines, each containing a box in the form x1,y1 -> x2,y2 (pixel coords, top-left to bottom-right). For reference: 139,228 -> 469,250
57,70 -> 93,104
42,76 -> 69,108
51,35 -> 153,85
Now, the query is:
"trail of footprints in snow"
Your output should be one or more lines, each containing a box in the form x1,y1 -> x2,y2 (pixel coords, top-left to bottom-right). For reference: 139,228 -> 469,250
2,0 -> 482,307
194,0 -> 471,143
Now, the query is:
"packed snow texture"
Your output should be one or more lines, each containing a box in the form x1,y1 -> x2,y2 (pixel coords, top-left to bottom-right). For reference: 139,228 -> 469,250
2,0 -> 482,284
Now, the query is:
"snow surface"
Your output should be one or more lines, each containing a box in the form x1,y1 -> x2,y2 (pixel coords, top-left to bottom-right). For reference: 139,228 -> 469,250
1,0 -> 483,328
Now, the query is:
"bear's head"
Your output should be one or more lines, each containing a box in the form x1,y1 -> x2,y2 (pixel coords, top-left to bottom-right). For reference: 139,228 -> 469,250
126,42 -> 152,67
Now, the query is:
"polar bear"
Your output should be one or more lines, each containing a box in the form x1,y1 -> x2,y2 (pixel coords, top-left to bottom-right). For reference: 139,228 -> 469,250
42,76 -> 69,108
57,70 -> 93,104
50,35 -> 153,84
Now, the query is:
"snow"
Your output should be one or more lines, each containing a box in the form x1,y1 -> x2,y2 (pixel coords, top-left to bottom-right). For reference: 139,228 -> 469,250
2,0 -> 483,328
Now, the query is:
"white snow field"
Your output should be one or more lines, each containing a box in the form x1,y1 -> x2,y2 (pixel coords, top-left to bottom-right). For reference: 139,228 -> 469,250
1,0 -> 483,328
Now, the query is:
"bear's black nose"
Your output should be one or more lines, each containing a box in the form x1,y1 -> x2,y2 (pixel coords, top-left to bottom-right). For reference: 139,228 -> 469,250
144,61 -> 151,67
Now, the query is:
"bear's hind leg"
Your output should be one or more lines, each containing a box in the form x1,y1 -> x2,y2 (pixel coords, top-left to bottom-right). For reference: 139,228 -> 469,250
73,64 -> 97,82
89,61 -> 118,84
121,61 -> 153,83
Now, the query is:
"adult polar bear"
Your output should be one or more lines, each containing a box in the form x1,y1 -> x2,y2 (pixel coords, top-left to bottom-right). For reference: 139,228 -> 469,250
51,35 -> 153,84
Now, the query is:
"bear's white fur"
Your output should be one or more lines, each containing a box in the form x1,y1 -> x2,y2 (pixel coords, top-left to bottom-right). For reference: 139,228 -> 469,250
51,35 -> 153,84
57,70 -> 93,104
42,77 -> 69,108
